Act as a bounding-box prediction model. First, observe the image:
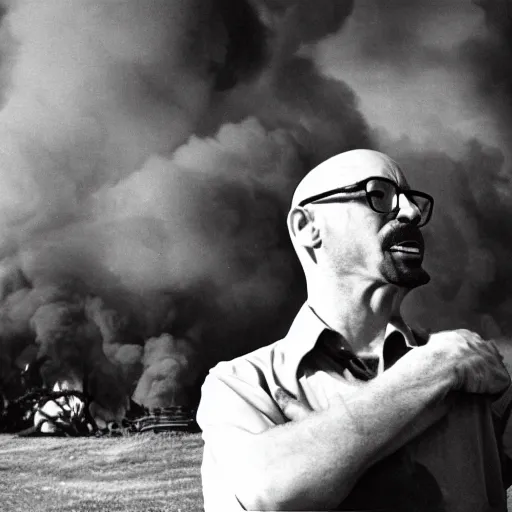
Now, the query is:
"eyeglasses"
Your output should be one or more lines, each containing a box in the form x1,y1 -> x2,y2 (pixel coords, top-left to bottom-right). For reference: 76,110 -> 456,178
297,176 -> 434,227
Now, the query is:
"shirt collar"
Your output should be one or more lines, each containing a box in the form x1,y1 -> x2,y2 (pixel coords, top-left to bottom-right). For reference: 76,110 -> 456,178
385,320 -> 417,347
275,303 -> 416,391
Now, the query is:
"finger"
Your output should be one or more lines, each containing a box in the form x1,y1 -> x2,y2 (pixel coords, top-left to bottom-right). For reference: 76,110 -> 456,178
481,342 -> 505,366
469,333 -> 499,356
471,362 -> 509,394
274,388 -> 312,422
486,339 -> 504,361
467,337 -> 502,362
458,328 -> 483,341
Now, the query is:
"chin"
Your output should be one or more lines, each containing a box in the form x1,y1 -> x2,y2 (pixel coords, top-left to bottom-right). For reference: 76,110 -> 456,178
386,268 -> 431,289
380,256 -> 431,289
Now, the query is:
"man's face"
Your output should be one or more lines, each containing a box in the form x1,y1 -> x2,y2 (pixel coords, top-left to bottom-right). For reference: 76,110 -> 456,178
311,157 -> 431,289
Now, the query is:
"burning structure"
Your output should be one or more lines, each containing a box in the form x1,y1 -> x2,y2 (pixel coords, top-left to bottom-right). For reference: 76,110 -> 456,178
0,0 -> 512,433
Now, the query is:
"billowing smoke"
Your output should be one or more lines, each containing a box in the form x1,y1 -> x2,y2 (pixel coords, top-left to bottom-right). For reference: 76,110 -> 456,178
0,0 -> 371,422
133,333 -> 199,409
2,0 -> 511,423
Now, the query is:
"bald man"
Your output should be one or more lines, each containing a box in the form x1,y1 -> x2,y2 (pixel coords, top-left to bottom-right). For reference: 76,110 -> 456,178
197,150 -> 512,511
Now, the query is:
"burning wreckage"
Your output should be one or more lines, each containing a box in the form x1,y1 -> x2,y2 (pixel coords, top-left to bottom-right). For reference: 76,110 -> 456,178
0,357 -> 199,436
0,277 -> 205,437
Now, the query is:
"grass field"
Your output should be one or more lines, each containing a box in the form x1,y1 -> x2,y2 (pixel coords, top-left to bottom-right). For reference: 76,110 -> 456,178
0,432 -> 204,512
2,431 -> 512,512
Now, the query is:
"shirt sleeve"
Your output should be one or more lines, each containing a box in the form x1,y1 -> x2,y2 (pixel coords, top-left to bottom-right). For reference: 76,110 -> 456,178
492,383 -> 512,460
197,368 -> 286,511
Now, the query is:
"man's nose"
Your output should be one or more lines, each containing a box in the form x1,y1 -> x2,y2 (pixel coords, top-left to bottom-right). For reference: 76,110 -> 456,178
396,194 -> 421,225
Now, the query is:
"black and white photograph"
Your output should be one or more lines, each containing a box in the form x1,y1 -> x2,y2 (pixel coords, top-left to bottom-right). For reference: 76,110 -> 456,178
1,1 -> 512,511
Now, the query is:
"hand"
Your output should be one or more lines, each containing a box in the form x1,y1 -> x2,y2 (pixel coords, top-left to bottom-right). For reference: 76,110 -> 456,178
424,329 -> 510,395
275,388 -> 314,422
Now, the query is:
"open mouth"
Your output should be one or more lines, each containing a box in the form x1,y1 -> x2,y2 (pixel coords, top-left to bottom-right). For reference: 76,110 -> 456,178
388,240 -> 422,255
380,221 -> 425,260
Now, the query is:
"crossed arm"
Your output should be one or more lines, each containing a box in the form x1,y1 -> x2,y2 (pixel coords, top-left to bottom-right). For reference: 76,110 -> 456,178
199,330 -> 510,511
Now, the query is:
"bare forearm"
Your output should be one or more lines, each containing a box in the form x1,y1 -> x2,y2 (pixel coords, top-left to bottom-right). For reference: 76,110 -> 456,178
233,347 -> 452,510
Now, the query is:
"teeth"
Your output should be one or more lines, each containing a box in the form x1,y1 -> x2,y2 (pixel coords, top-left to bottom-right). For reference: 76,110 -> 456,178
389,244 -> 420,254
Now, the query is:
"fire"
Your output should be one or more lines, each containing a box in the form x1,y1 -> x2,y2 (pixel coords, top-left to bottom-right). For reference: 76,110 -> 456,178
33,379 -> 89,435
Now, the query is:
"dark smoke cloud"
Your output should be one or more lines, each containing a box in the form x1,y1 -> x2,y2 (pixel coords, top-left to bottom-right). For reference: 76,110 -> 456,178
0,0 -> 264,245
4,0 -> 511,419
317,1 -> 495,152
461,0 -> 512,147
249,0 -> 354,51
0,0 -> 371,417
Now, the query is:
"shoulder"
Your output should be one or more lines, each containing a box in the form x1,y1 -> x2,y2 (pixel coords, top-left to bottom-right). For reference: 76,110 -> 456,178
209,340 -> 282,389
207,303 -> 323,385
197,340 -> 287,431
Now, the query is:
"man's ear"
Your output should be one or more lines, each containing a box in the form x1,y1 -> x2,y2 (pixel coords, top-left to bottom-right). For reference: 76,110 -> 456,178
287,207 -> 321,249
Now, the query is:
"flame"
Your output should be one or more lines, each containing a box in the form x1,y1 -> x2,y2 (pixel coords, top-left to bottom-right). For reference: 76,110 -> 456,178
33,378 -> 85,433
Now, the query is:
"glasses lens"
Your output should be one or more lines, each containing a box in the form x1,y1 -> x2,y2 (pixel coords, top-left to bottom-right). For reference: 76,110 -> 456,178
408,194 -> 433,226
365,179 -> 397,213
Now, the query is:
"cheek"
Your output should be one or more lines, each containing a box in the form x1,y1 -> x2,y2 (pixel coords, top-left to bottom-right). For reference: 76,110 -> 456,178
323,209 -> 381,261
342,209 -> 382,246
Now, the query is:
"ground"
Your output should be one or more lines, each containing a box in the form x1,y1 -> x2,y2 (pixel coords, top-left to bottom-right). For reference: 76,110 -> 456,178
0,432 -> 204,512
2,432 -> 512,511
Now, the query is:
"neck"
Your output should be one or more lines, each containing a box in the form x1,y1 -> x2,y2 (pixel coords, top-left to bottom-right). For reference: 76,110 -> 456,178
306,272 -> 406,353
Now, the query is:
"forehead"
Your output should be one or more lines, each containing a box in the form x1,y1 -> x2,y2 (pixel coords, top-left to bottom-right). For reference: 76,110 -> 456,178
291,150 -> 408,207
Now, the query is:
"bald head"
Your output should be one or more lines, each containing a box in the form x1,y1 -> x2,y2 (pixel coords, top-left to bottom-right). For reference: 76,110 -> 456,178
291,149 -> 405,209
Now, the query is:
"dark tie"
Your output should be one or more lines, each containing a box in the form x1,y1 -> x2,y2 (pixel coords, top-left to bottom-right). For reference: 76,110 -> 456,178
316,330 -> 377,381
316,330 -> 414,380
383,331 -> 411,370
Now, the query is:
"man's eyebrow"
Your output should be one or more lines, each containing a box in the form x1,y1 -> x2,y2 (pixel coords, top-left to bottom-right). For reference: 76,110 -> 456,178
326,188 -> 366,196
306,189 -> 366,205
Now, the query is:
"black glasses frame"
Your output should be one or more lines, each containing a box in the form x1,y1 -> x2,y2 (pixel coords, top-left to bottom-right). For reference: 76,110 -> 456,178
297,176 -> 434,227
